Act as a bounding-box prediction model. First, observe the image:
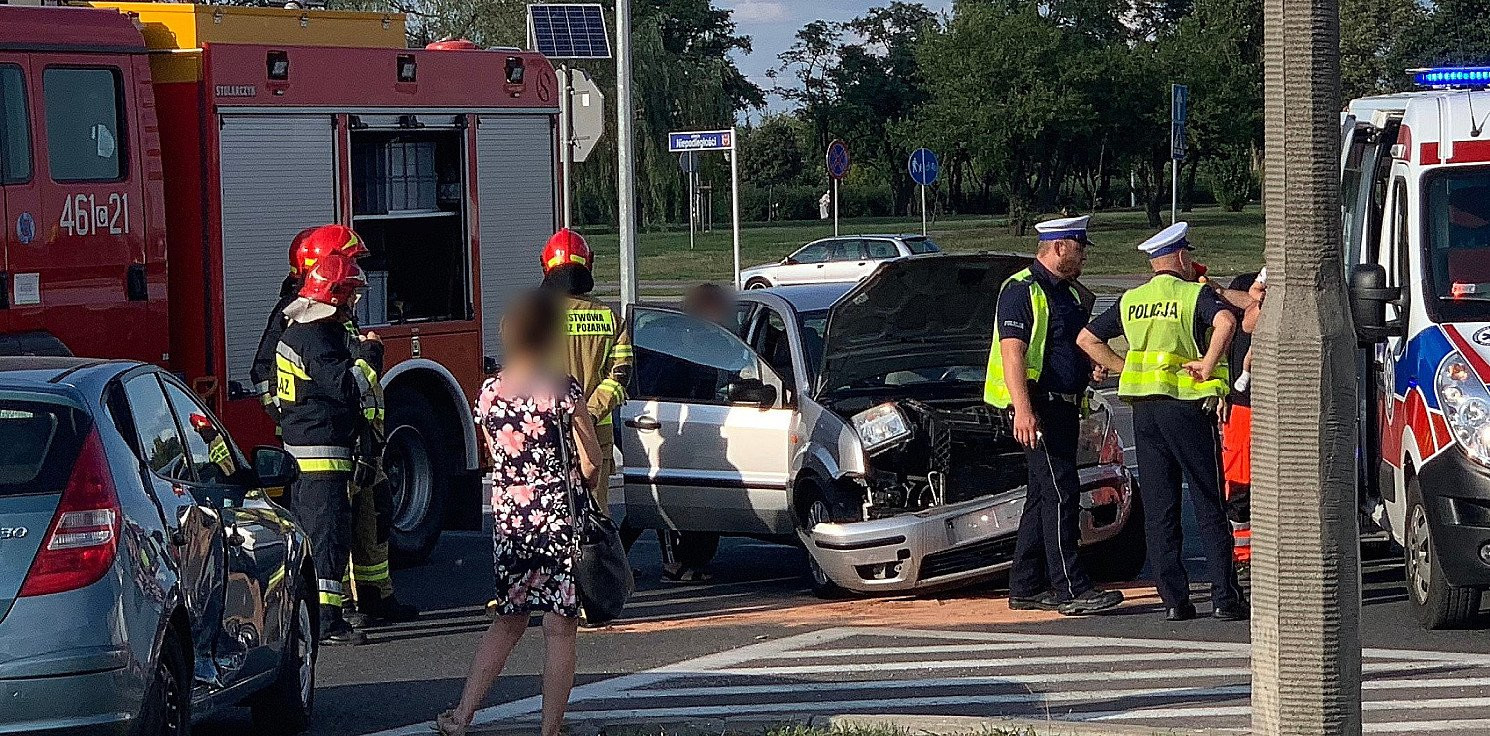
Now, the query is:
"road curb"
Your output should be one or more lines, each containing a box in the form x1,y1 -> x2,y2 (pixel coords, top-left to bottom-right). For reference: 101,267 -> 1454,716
511,713 -> 1242,736
827,713 -> 1241,735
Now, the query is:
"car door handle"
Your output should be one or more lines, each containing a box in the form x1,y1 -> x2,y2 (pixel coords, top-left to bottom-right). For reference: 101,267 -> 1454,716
815,264 -> 825,268
625,416 -> 661,431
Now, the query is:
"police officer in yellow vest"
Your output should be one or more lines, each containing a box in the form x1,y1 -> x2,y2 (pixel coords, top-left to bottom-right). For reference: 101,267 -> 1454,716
1077,222 -> 1247,622
985,216 -> 1125,616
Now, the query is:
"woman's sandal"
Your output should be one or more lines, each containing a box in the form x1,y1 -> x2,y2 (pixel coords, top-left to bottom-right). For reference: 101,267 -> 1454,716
433,710 -> 468,736
661,565 -> 713,584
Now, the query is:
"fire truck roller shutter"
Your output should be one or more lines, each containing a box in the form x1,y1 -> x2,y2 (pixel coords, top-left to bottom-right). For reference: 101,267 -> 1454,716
218,114 -> 337,391
475,115 -> 554,359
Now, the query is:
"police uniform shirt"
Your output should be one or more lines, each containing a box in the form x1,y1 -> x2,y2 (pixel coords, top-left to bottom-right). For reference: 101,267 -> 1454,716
1086,271 -> 1228,352
995,259 -> 1093,395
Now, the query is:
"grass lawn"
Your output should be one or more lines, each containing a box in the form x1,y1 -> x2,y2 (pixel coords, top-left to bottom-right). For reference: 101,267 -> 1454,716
586,206 -> 1264,285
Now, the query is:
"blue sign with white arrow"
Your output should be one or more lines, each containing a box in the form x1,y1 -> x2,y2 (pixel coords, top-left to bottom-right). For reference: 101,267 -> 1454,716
908,148 -> 939,186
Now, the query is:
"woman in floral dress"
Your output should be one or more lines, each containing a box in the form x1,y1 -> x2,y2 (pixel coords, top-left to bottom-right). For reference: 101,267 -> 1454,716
437,290 -> 602,736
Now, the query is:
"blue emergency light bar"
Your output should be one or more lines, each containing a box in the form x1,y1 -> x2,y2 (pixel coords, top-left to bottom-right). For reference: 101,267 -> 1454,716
1412,67 -> 1490,88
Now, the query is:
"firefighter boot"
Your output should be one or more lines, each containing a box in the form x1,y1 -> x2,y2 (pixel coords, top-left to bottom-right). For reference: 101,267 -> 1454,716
357,586 -> 419,623
319,605 -> 366,646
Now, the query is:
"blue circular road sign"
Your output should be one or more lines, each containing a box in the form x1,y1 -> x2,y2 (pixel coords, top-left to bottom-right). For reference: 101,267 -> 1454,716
908,148 -> 939,186
826,139 -> 851,180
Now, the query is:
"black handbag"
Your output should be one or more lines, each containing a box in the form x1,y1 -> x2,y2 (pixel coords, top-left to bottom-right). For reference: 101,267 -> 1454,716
559,412 -> 634,624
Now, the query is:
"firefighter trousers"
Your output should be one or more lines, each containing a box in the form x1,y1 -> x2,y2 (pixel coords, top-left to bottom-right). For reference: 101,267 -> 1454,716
346,465 -> 394,601
290,470 -> 354,609
592,421 -> 616,509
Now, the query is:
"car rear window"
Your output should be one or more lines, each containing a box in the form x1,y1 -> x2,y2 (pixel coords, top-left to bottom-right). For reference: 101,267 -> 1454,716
905,237 -> 940,254
0,398 -> 90,497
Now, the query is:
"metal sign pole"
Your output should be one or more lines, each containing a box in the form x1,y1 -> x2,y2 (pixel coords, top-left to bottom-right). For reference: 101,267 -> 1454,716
616,0 -> 638,308
833,179 -> 839,237
688,167 -> 696,251
921,184 -> 928,236
560,65 -> 574,229
730,126 -> 741,288
1171,160 -> 1179,224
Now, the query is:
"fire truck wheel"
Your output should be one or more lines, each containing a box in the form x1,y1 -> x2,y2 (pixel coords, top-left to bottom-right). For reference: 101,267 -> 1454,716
385,391 -> 450,565
1405,476 -> 1482,630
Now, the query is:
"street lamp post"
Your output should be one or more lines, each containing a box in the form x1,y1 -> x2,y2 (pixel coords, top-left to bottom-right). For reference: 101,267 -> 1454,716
615,0 -> 638,309
1251,0 -> 1362,730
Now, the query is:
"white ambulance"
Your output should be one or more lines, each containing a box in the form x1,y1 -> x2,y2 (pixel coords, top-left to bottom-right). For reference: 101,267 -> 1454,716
1344,67 -> 1490,629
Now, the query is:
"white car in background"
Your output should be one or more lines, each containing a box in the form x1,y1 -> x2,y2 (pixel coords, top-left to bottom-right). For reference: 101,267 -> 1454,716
739,234 -> 940,289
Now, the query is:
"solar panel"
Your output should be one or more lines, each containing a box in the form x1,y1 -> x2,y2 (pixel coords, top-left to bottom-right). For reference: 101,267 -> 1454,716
527,4 -> 612,60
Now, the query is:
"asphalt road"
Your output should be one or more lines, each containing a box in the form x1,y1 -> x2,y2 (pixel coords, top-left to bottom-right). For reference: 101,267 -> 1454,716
195,523 -> 1490,736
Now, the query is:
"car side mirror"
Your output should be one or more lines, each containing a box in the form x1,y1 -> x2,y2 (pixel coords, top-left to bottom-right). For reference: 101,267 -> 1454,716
1348,264 -> 1405,346
782,257 -> 797,265
253,446 -> 299,489
727,378 -> 777,409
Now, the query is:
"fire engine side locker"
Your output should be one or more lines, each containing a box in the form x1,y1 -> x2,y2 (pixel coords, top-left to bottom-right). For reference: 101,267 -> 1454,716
474,114 -> 553,359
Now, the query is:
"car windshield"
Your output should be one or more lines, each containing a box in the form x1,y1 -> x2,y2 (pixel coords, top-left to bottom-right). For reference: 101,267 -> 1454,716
905,237 -> 940,254
0,395 -> 90,497
1427,168 -> 1490,319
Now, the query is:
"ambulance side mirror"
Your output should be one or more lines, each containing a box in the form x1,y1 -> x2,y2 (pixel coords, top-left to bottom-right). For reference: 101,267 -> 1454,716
1348,264 -> 1404,345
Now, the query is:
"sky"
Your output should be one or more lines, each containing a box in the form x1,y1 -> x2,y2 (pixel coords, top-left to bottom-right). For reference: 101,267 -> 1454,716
718,0 -> 955,112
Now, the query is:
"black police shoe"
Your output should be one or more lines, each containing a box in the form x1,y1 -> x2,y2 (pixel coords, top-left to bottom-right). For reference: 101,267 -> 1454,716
319,606 -> 366,646
1213,602 -> 1250,621
1058,588 -> 1125,616
1009,591 -> 1064,611
1165,603 -> 1198,621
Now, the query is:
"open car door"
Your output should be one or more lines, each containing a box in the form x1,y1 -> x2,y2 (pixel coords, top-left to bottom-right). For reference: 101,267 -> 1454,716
618,307 -> 795,536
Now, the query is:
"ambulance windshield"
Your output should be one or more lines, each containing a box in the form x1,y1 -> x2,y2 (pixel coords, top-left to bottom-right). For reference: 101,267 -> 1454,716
1426,169 -> 1490,317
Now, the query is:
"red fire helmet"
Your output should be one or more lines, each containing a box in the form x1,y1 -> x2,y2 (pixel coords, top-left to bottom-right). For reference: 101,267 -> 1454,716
290,224 -> 369,278
188,413 -> 212,432
541,228 -> 593,274
298,251 -> 367,308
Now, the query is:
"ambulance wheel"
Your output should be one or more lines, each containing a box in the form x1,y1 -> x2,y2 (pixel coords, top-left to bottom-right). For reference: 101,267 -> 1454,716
385,392 -> 450,566
1405,477 -> 1482,630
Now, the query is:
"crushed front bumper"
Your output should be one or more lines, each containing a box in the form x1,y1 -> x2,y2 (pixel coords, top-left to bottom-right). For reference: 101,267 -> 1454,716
805,463 -> 1132,594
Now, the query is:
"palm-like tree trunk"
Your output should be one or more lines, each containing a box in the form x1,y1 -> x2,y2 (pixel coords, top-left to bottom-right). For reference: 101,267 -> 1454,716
1250,0 -> 1362,730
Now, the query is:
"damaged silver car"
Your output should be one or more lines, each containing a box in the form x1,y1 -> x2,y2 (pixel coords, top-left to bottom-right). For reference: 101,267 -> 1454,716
618,254 -> 1143,596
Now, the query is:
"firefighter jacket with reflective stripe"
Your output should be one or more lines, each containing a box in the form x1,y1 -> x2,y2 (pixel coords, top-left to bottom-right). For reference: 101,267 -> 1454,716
276,318 -> 360,473
342,321 -> 387,433
251,278 -> 301,400
561,294 -> 633,426
1117,274 -> 1230,400
983,268 -> 1082,408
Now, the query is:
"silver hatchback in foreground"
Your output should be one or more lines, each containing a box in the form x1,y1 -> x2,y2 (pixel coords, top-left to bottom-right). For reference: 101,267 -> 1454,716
618,254 -> 1143,596
0,358 -> 316,735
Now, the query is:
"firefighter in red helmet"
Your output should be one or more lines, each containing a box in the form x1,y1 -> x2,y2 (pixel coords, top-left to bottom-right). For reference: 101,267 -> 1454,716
254,225 -> 416,628
276,251 -> 371,645
538,229 -> 632,511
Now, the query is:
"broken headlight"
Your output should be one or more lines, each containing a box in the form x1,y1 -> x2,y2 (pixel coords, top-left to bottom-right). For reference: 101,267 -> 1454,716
853,402 -> 912,454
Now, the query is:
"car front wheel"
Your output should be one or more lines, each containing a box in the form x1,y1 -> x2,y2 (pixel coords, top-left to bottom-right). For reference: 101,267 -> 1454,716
1405,476 -> 1482,630
251,583 -> 317,734
744,278 -> 772,290
800,483 -> 847,599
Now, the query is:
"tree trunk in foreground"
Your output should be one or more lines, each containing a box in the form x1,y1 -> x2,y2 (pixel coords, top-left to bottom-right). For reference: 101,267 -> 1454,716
1250,0 -> 1362,730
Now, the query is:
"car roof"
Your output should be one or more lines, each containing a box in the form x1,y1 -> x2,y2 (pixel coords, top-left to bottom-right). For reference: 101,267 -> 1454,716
740,283 -> 855,313
0,357 -> 140,395
807,234 -> 927,242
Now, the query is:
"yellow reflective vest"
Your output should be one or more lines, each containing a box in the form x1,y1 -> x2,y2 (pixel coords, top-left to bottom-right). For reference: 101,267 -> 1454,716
983,268 -> 1080,408
1116,274 -> 1229,400
560,294 -> 633,427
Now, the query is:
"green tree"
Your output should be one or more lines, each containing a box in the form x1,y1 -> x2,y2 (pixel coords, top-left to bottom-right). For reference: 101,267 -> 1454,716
1339,0 -> 1425,99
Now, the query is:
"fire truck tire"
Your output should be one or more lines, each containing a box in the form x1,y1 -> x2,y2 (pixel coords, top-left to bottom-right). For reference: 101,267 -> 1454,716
1405,477 -> 1482,630
385,391 -> 451,565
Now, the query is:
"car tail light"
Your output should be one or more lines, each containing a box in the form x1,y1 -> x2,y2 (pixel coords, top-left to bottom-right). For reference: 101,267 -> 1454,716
18,431 -> 120,598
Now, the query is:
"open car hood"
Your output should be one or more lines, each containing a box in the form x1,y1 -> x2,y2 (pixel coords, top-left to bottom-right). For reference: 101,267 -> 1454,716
816,253 -> 1031,398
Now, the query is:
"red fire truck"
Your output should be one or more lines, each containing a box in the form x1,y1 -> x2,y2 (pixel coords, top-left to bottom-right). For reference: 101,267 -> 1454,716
0,3 -> 561,561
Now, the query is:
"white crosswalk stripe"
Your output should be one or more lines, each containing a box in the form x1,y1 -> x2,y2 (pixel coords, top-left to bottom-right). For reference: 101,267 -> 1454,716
435,627 -> 1490,736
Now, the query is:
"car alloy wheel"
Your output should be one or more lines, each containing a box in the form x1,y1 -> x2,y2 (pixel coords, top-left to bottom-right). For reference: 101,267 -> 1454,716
806,499 -> 833,588
1407,502 -> 1433,605
295,599 -> 315,707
